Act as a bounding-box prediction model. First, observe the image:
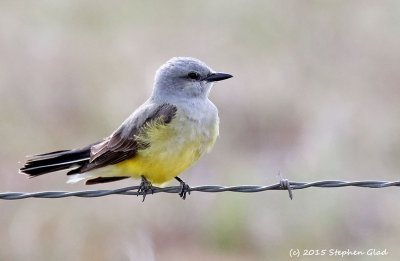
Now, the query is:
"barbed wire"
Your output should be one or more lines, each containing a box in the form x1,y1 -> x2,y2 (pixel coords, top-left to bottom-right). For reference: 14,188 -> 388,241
0,180 -> 399,200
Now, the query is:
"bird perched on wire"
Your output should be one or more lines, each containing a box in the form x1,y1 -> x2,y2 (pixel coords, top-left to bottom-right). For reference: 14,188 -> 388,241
19,57 -> 232,200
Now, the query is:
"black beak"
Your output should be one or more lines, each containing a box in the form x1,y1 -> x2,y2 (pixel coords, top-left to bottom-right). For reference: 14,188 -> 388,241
204,72 -> 233,82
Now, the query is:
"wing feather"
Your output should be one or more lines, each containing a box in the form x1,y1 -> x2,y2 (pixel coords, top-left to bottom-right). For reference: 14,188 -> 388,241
79,103 -> 177,173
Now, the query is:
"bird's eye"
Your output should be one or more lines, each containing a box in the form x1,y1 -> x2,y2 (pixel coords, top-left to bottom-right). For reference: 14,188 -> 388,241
188,72 -> 200,80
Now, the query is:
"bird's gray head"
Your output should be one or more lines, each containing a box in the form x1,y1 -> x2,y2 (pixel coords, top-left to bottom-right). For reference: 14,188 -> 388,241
151,57 -> 232,101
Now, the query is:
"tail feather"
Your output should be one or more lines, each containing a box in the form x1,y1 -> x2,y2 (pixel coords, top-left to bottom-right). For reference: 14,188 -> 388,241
20,146 -> 92,177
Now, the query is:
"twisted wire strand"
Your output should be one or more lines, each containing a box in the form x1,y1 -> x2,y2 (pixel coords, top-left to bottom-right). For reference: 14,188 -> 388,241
1,180 -> 399,200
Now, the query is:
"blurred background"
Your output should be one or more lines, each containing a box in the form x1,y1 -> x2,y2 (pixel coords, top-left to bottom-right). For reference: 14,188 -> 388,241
1,0 -> 400,260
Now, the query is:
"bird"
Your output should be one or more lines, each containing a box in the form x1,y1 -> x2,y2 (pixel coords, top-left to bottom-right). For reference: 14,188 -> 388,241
19,57 -> 232,200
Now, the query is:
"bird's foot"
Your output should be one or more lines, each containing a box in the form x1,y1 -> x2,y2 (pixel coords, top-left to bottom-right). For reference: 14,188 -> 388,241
138,176 -> 153,202
175,176 -> 191,200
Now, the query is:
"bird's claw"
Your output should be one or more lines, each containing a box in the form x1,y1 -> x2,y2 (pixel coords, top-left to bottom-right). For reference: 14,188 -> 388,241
179,182 -> 191,200
138,176 -> 153,202
175,177 -> 191,200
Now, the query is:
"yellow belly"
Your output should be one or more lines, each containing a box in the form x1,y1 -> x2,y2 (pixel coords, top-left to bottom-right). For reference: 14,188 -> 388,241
113,114 -> 217,186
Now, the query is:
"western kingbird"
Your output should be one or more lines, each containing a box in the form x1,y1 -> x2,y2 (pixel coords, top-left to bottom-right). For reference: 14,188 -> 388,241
19,57 -> 232,199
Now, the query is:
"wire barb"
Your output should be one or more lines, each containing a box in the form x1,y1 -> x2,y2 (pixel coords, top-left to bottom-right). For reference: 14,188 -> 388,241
0,180 -> 399,200
279,179 -> 293,200
277,171 -> 293,200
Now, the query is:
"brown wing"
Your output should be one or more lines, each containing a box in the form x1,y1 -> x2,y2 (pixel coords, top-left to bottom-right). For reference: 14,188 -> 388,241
78,103 -> 177,173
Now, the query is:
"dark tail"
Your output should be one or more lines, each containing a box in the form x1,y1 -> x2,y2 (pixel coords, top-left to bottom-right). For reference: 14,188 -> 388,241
19,145 -> 93,177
